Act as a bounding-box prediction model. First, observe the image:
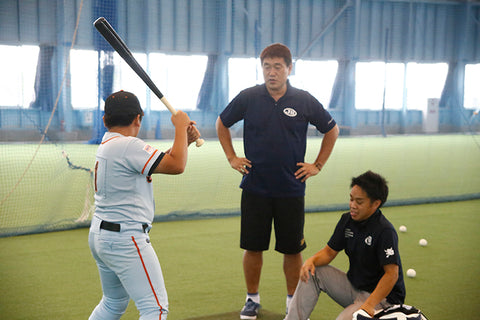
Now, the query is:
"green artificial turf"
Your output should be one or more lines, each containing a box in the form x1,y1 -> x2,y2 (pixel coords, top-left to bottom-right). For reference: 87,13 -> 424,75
1,200 -> 479,319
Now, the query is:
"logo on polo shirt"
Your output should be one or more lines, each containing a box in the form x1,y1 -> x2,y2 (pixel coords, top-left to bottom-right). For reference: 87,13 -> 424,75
345,228 -> 354,238
385,247 -> 395,258
365,236 -> 372,246
283,107 -> 297,117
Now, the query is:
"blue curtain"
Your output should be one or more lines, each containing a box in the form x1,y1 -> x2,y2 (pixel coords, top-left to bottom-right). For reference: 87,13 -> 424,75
94,0 -> 116,102
328,60 -> 347,110
100,52 -> 115,101
89,0 -> 117,144
328,59 -> 356,128
439,61 -> 465,128
440,61 -> 465,109
30,45 -> 54,111
196,54 -> 217,111
196,53 -> 230,113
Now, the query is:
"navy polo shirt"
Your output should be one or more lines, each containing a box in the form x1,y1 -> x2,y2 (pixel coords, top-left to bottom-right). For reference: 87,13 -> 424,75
327,210 -> 406,304
220,81 -> 336,197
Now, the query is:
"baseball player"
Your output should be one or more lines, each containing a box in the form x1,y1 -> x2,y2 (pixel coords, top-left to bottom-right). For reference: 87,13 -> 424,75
88,90 -> 199,320
285,171 -> 406,320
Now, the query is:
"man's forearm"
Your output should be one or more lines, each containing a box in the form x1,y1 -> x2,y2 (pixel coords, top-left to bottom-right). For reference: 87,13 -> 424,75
216,117 -> 236,161
361,264 -> 398,315
314,124 -> 339,169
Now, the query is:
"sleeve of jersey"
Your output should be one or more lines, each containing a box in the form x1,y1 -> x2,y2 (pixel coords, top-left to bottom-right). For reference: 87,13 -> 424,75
307,95 -> 337,133
377,228 -> 401,266
220,92 -> 247,128
125,138 -> 164,176
326,214 -> 348,252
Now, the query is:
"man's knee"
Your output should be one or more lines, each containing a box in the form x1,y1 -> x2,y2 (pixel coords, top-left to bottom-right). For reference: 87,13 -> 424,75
314,265 -> 344,284
89,296 -> 129,320
103,295 -> 130,314
315,265 -> 334,276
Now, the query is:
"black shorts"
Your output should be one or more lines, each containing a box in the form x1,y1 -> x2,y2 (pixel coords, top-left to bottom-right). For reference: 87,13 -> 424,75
240,189 -> 306,254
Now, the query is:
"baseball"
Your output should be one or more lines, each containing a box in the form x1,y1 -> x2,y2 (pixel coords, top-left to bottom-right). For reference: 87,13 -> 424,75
419,238 -> 428,247
399,225 -> 407,233
406,268 -> 416,278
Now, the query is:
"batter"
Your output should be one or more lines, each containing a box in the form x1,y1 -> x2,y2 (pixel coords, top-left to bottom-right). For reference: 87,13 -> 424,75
88,90 -> 199,320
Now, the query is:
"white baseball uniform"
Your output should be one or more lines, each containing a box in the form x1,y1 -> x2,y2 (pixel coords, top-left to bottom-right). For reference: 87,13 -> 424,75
89,131 -> 168,320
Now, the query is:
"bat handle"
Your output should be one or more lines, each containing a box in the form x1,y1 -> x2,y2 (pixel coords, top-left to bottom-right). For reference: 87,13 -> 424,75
160,97 -> 178,115
160,97 -> 205,148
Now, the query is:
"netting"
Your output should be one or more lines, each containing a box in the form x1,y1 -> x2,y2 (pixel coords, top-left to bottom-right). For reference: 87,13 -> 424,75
1,135 -> 480,237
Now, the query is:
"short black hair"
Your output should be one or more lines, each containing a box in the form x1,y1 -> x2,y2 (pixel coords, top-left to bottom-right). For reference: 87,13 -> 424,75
260,43 -> 292,67
103,90 -> 144,128
351,170 -> 389,207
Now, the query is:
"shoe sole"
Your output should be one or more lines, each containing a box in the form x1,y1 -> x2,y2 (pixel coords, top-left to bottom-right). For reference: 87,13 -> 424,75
240,315 -> 257,320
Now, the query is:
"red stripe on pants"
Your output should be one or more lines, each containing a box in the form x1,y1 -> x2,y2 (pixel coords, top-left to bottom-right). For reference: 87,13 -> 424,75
131,236 -> 164,319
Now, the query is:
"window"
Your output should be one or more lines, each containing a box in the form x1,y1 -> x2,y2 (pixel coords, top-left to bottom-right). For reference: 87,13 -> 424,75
228,57 -> 261,100
405,63 -> 448,111
355,62 -> 405,110
0,45 -> 38,107
228,58 -> 337,108
70,49 -> 99,109
464,63 -> 480,109
71,49 -> 148,110
148,54 -> 208,110
112,51 -> 148,109
70,51 -> 208,111
290,60 -> 338,107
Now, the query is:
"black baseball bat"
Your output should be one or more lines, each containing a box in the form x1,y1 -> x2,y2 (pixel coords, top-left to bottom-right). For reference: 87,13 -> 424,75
93,17 -> 204,147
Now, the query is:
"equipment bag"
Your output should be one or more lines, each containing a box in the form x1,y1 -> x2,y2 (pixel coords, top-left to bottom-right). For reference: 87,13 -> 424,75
353,305 -> 428,320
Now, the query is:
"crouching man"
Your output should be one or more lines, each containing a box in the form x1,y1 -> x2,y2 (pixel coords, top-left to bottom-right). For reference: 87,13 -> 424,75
285,171 -> 405,320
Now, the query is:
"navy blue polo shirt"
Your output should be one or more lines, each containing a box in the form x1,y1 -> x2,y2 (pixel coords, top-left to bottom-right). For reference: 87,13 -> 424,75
327,210 -> 406,304
220,81 -> 336,197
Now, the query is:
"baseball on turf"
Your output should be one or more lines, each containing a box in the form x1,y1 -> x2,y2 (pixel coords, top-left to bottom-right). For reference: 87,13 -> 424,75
419,238 -> 428,247
399,225 -> 407,233
406,269 -> 416,278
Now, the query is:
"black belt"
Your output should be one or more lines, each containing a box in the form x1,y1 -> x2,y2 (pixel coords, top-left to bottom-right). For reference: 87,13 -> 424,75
100,220 -> 149,233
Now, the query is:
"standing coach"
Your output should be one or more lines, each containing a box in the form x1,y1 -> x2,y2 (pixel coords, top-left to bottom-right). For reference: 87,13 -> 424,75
216,43 -> 339,319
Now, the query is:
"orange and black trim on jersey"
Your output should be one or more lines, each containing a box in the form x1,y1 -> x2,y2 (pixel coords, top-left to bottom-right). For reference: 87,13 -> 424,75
94,161 -> 99,192
101,135 -> 120,144
142,149 -> 159,175
143,149 -> 161,183
145,151 -> 165,183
